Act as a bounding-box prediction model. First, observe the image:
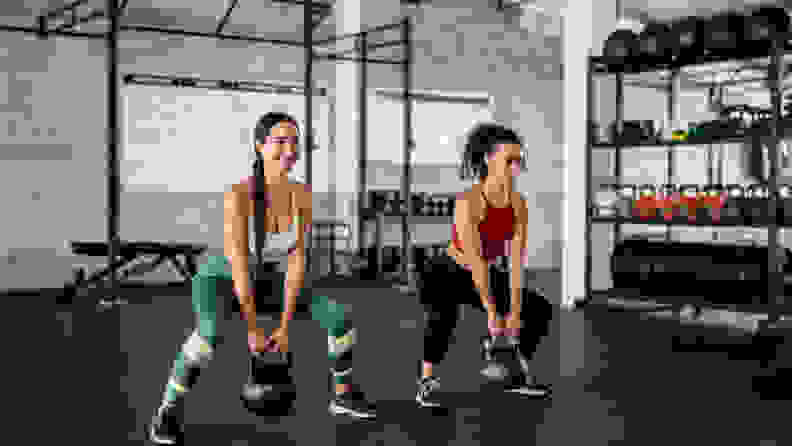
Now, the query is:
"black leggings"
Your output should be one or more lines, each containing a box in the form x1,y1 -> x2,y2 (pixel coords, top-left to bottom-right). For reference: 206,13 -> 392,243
419,254 -> 553,364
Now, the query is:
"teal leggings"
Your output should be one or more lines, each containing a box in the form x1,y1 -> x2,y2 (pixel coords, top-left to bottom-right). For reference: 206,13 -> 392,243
162,256 -> 356,404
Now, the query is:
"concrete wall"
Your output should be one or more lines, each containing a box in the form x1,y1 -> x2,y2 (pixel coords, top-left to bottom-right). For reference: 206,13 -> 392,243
0,3 -> 562,291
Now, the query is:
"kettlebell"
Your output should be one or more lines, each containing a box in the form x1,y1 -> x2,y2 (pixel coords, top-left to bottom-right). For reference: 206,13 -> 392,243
480,335 -> 522,382
241,350 -> 297,416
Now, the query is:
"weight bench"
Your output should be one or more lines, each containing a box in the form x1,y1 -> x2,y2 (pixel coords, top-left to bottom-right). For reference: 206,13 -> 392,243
67,241 -> 208,298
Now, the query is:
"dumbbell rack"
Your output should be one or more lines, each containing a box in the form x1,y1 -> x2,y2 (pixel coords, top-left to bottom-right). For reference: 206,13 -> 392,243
361,191 -> 454,284
585,31 -> 792,327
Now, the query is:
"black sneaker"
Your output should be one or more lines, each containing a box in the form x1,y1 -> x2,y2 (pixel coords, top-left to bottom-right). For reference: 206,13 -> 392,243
501,373 -> 552,398
329,384 -> 377,419
416,376 -> 442,408
148,402 -> 183,445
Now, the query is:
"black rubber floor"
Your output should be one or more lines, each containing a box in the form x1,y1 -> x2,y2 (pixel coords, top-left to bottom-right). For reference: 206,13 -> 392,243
21,281 -> 792,445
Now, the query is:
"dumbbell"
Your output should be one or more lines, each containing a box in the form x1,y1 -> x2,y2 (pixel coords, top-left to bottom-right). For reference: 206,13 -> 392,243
384,191 -> 399,214
436,197 -> 446,217
412,193 -> 425,216
421,194 -> 433,216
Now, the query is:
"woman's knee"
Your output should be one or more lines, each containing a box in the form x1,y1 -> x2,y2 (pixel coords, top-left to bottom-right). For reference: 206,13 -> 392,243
310,295 -> 354,338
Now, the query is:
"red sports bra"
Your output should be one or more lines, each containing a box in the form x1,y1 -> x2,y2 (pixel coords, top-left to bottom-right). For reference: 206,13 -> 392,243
452,191 -> 515,261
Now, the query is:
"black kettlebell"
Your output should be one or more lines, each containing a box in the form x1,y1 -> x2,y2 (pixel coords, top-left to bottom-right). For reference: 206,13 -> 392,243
744,6 -> 790,56
241,350 -> 297,416
702,11 -> 746,56
638,21 -> 674,66
603,29 -> 639,68
670,16 -> 705,63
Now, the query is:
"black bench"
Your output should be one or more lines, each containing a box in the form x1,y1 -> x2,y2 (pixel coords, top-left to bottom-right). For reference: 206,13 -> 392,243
66,241 -> 208,300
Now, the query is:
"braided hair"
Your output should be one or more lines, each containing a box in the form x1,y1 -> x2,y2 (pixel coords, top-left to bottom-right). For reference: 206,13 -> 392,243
251,112 -> 300,273
459,123 -> 525,181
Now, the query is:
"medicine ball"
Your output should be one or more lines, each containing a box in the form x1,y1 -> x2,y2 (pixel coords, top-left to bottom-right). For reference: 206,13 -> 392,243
638,21 -> 674,66
670,16 -> 705,62
603,29 -> 639,66
702,12 -> 746,56
744,6 -> 790,56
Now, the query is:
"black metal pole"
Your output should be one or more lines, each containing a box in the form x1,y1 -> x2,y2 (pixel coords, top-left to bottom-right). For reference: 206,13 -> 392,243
768,37 -> 783,313
614,72 -> 623,243
313,21 -> 403,46
666,71 -> 677,241
1,23 -> 103,40
121,24 -> 306,47
304,0 -> 313,273
216,0 -> 240,34
314,54 -> 402,65
585,57 -> 593,306
358,33 -> 368,259
331,39 -> 403,57
107,0 -> 121,302
401,17 -> 413,281
2,23 -> 308,46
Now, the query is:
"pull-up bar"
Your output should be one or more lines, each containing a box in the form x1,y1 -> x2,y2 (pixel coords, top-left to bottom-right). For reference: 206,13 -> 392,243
313,21 -> 404,46
124,73 -> 329,96
314,53 -> 404,65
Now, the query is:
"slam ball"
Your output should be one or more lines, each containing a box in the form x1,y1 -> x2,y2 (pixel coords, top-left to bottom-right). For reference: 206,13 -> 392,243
744,6 -> 790,56
638,22 -> 674,66
604,29 -> 640,67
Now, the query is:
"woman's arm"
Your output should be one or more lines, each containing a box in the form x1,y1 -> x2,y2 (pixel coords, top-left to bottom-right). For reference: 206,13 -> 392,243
456,193 -> 496,318
510,195 -> 529,317
224,185 -> 257,332
281,184 -> 311,329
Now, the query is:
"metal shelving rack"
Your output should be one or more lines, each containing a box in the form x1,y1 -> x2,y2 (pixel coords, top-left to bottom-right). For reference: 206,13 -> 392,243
584,35 -> 792,324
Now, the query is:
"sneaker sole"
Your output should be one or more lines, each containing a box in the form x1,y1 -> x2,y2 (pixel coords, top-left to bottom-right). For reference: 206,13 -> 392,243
415,395 -> 441,408
505,387 -> 551,397
328,402 -> 377,419
148,423 -> 179,445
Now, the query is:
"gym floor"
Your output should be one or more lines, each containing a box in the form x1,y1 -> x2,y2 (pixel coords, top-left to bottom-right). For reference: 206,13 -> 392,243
23,273 -> 791,445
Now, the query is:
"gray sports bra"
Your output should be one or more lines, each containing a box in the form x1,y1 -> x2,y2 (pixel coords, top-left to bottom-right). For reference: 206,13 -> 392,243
243,176 -> 306,262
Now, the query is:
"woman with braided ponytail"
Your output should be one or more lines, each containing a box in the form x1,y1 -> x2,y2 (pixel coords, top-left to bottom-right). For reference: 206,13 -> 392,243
415,123 -> 553,409
149,112 -> 376,445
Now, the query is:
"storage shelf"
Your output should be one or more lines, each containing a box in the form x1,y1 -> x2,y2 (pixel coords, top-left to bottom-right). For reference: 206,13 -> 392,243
590,38 -> 792,75
585,35 -> 790,319
590,215 -> 786,229
361,209 -> 453,221
587,289 -> 792,320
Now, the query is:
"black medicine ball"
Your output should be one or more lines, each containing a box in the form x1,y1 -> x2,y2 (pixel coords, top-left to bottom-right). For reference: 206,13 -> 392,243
670,16 -> 705,62
603,29 -> 639,67
638,22 -> 673,64
702,12 -> 746,55
744,6 -> 790,55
